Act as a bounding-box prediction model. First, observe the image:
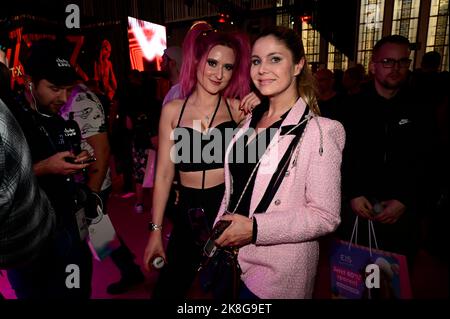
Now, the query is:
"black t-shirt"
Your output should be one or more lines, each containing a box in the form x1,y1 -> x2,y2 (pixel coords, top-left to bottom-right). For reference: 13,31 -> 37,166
12,98 -> 79,227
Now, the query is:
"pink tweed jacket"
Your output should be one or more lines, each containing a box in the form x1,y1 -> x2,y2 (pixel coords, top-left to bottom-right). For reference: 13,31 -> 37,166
215,97 -> 346,299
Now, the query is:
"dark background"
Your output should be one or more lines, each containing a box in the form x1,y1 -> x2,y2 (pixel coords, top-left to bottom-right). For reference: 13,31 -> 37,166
1,0 -> 358,83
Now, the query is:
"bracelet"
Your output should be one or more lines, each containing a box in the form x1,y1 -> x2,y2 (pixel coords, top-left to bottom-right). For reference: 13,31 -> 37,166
148,222 -> 163,232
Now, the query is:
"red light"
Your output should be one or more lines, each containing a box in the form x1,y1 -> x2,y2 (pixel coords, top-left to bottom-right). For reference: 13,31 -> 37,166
301,15 -> 312,23
218,12 -> 227,23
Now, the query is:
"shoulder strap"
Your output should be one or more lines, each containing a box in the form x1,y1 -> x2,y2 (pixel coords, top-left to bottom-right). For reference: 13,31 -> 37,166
224,98 -> 235,122
253,108 -> 309,214
176,97 -> 189,127
206,95 -> 222,129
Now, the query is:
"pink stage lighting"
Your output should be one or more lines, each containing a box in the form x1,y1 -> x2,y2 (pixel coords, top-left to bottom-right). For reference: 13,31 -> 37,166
127,16 -> 167,71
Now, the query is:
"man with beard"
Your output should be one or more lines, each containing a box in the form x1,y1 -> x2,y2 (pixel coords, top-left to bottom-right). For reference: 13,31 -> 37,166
340,35 -> 420,268
6,40 -> 94,299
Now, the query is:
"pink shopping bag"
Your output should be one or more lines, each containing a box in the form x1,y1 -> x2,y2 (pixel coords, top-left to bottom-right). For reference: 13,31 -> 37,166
330,217 -> 412,299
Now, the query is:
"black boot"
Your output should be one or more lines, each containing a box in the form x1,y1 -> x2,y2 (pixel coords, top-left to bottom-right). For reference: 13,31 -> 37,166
107,241 -> 145,295
106,271 -> 145,295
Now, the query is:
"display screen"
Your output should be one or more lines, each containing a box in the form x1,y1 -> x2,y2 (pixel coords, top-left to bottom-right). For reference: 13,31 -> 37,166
127,16 -> 166,72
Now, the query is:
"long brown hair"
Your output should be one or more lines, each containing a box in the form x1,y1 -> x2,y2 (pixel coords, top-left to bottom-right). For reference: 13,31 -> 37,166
255,26 -> 319,115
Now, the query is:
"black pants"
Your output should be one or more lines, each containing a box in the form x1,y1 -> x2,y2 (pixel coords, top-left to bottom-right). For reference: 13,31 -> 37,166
99,188 -> 141,279
7,232 -> 93,299
152,183 -> 225,299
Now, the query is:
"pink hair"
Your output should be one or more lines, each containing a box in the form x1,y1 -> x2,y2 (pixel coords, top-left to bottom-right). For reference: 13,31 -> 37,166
179,24 -> 251,100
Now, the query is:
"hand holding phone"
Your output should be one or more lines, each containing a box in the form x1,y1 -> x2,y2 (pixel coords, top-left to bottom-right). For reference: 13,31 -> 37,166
211,219 -> 232,240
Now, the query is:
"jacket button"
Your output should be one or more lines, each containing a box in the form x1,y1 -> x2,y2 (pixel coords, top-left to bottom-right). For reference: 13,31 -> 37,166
274,199 -> 281,206
285,171 -> 290,176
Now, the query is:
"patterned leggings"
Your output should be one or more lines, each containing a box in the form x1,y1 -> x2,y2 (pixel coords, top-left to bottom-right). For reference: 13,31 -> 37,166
132,146 -> 149,184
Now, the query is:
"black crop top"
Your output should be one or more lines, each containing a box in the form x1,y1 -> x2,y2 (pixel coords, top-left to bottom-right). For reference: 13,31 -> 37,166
173,96 -> 238,172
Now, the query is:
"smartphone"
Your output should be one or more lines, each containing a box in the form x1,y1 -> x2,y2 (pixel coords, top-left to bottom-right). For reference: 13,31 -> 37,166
203,219 -> 231,258
65,157 -> 96,164
81,157 -> 96,164
65,157 -> 76,164
370,198 -> 383,215
212,219 -> 232,239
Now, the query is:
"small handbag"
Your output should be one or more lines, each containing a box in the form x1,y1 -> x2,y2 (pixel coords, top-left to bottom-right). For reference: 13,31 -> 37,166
198,247 -> 241,299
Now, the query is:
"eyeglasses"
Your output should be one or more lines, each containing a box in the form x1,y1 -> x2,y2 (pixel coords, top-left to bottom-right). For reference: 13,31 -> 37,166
374,58 -> 412,68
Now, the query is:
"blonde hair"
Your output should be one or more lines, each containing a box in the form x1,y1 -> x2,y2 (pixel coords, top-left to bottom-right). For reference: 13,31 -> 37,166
298,62 -> 320,115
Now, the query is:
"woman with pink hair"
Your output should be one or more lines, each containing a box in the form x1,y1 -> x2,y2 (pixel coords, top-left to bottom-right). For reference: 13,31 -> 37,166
143,22 -> 259,299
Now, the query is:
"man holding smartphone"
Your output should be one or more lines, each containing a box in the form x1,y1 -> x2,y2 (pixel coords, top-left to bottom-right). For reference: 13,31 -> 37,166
7,39 -> 94,299
60,83 -> 111,194
61,82 -> 145,295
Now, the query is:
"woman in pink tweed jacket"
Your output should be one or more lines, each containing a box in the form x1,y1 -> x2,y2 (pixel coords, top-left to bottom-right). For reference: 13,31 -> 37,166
214,26 -> 346,299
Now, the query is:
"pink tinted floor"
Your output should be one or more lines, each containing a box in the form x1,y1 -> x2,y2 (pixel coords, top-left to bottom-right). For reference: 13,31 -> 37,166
1,192 -> 448,299
87,192 -> 159,299
1,192 -> 159,299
